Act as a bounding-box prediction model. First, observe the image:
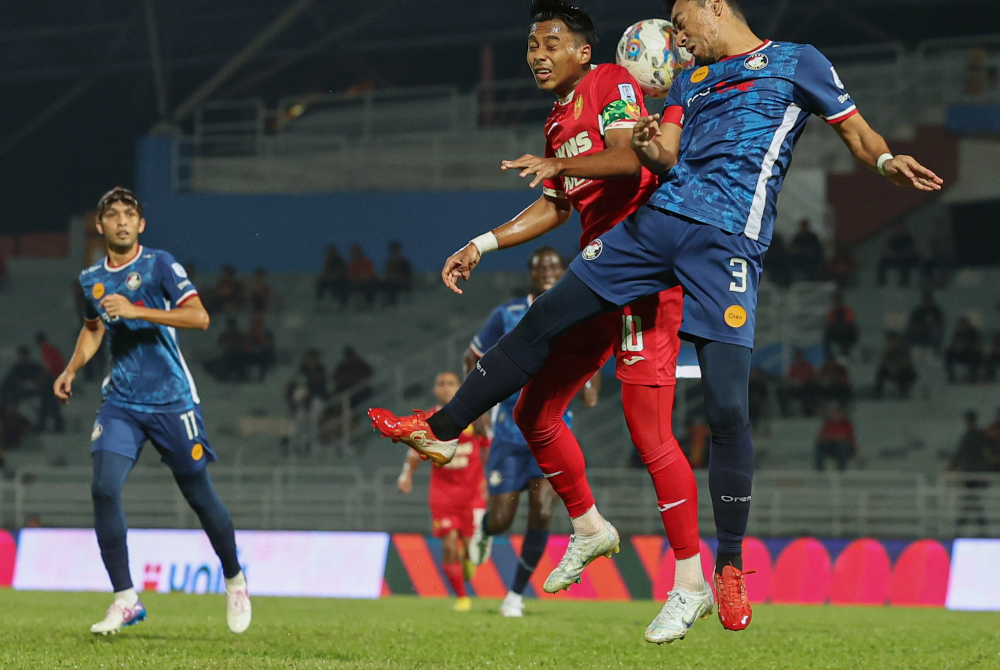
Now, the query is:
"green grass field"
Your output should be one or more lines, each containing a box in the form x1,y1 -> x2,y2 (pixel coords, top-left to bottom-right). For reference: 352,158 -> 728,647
0,591 -> 998,670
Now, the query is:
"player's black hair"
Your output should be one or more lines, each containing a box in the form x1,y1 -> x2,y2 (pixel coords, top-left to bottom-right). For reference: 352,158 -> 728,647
97,186 -> 143,219
528,245 -> 565,270
663,0 -> 745,21
530,0 -> 598,46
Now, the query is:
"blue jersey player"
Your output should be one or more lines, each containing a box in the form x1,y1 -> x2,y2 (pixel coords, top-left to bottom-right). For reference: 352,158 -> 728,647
463,247 -> 594,618
369,0 -> 942,643
53,188 -> 252,636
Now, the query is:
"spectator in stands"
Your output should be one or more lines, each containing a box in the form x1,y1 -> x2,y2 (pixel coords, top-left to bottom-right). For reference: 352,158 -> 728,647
924,218 -> 955,289
965,48 -> 999,96
906,291 -> 946,354
874,331 -> 917,399
764,232 -> 791,288
944,317 -> 984,384
747,367 -> 770,428
285,349 -> 328,411
778,348 -> 821,417
815,405 -> 857,471
948,410 -> 996,535
204,318 -> 248,382
34,332 -> 65,433
823,292 -> 858,358
347,245 -> 378,308
333,346 -> 374,408
212,265 -> 245,314
246,315 -> 276,382
316,245 -> 350,308
284,349 -> 329,456
248,268 -> 273,313
382,241 -> 414,306
985,332 -> 1000,382
878,223 -> 921,288
826,242 -> 857,288
818,356 -> 853,407
23,514 -> 43,528
787,219 -> 825,281
0,404 -> 32,455
0,346 -> 65,433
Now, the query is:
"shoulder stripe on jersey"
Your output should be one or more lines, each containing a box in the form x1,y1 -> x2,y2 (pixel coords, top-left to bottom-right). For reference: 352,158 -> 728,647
469,341 -> 484,358
746,103 -> 803,240
177,290 -> 199,306
542,187 -> 567,199
825,105 -> 858,124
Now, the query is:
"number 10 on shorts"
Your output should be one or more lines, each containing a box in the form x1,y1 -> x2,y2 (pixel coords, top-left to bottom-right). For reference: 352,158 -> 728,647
180,410 -> 199,440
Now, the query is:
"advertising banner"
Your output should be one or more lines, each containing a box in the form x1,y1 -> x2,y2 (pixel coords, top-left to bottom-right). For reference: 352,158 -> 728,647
13,529 -> 389,599
945,538 -> 1000,611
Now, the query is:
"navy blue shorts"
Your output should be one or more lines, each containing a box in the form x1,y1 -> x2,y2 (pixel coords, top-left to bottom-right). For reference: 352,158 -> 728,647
485,440 -> 544,496
91,402 -> 217,475
569,205 -> 766,349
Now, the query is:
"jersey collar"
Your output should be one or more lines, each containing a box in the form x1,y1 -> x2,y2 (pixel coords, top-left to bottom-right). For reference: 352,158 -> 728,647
104,245 -> 144,273
720,39 -> 772,62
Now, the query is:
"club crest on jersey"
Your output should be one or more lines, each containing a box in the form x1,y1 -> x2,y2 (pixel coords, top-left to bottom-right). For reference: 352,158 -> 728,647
744,53 -> 768,71
573,94 -> 585,120
91,423 -> 103,441
582,239 -> 603,260
126,272 -> 142,291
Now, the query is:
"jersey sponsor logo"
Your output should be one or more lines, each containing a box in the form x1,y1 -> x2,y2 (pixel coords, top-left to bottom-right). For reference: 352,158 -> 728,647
837,93 -> 851,104
92,283 -> 106,299
658,499 -> 687,512
691,66 -> 710,83
686,80 -> 755,107
126,271 -> 142,291
171,262 -> 189,279
542,470 -> 564,479
573,94 -> 585,120
744,53 -> 769,71
554,131 -> 594,192
720,495 -> 751,503
582,239 -> 603,260
191,443 -> 204,460
622,355 -> 645,366
91,423 -> 103,441
831,66 -> 845,89
724,305 -> 748,328
488,470 -> 504,487
177,280 -> 193,291
617,83 -> 637,103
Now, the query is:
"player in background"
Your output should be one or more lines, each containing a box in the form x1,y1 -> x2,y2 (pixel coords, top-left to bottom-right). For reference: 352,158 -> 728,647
374,0 -> 709,643
397,371 -> 489,612
53,188 -> 251,636
464,247 -> 596,618
372,0 -> 942,640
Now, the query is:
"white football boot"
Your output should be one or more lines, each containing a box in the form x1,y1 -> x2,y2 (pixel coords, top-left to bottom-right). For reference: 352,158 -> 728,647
542,520 -> 620,593
226,573 -> 253,634
498,591 -> 524,618
90,599 -> 147,635
644,587 -> 715,645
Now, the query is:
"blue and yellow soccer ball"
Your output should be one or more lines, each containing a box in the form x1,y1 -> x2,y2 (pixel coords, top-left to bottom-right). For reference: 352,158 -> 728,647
616,19 -> 695,98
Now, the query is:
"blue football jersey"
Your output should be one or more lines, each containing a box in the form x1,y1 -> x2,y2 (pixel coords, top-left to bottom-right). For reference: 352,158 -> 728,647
650,41 -> 857,245
470,296 -> 572,446
78,246 -> 201,413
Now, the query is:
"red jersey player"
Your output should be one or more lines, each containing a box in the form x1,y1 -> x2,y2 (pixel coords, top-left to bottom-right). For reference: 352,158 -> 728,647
397,371 -> 488,612
372,0 -> 710,644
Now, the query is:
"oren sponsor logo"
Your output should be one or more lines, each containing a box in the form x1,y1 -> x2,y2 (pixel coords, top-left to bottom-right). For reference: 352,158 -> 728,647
724,305 -> 747,328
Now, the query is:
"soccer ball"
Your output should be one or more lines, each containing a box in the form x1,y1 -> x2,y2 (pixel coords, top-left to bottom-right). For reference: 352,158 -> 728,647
616,19 -> 695,98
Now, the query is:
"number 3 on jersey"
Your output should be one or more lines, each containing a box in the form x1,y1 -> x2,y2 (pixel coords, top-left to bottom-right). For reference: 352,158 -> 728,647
622,314 -> 644,352
729,258 -> 749,293
180,409 -> 199,441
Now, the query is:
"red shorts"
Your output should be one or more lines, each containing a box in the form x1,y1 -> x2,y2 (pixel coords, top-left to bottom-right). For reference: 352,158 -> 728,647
615,287 -> 684,386
430,503 -> 475,539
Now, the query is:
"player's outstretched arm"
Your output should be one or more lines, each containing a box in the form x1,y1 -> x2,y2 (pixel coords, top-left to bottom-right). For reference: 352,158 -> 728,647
99,294 -> 211,330
54,320 -> 105,403
500,128 -> 642,187
630,114 -> 681,175
441,195 -> 572,295
831,114 -> 944,192
397,452 -> 420,493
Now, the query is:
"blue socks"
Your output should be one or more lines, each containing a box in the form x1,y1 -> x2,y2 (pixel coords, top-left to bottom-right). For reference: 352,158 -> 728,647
511,526 -> 549,595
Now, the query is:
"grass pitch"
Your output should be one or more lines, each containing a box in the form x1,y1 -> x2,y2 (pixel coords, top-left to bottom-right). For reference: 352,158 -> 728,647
0,591 -> 997,669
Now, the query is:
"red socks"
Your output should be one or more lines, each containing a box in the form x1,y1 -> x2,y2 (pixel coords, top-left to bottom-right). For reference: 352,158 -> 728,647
442,562 -> 467,598
622,383 -> 700,560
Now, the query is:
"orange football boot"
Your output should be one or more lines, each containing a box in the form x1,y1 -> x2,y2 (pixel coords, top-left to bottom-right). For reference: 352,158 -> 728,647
713,565 -> 753,631
367,408 -> 458,467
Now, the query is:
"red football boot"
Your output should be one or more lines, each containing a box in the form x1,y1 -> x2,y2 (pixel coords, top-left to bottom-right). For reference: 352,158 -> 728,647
713,566 -> 753,631
367,408 -> 458,467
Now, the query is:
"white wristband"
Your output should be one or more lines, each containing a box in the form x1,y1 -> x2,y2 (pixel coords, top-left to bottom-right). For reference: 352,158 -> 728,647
876,153 -> 894,176
470,231 -> 499,255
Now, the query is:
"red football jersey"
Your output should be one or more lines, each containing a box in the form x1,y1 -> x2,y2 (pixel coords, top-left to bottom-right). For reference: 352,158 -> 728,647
542,63 -> 659,249
428,419 -> 488,509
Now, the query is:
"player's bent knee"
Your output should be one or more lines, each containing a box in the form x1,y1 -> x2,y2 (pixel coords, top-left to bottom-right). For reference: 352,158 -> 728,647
90,479 -> 122,504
